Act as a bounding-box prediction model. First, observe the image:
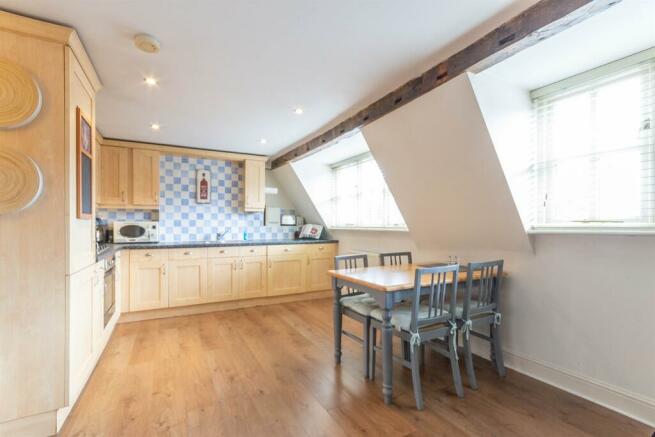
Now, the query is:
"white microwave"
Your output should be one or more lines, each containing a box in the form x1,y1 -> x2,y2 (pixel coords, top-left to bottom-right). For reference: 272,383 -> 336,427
113,221 -> 159,243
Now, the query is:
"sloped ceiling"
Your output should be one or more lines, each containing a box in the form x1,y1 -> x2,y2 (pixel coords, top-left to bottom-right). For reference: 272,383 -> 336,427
362,73 -> 532,252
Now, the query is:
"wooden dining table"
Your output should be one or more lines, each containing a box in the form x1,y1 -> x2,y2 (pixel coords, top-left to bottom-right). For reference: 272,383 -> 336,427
327,263 -> 495,405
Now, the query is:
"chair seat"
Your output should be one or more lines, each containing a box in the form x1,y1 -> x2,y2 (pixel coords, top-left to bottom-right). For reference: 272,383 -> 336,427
371,304 -> 450,332
341,294 -> 379,316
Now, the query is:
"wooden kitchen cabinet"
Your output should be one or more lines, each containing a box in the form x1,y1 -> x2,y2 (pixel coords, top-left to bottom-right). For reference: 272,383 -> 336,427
244,159 -> 266,212
132,148 -> 160,207
267,253 -> 307,296
306,244 -> 337,291
237,255 -> 268,299
206,257 -> 238,302
129,256 -> 169,311
168,257 -> 207,307
98,145 -> 129,206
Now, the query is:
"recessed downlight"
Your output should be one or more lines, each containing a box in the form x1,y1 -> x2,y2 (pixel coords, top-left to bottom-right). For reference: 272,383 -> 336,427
144,76 -> 158,86
150,123 -> 161,131
293,107 -> 304,115
260,138 -> 268,144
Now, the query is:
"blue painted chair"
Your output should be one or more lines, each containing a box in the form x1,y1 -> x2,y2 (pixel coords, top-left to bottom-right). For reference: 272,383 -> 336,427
458,260 -> 506,390
379,251 -> 413,266
334,254 -> 380,378
369,264 -> 464,409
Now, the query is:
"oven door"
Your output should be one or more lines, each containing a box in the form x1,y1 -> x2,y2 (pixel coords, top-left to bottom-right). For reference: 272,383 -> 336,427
116,223 -> 147,242
103,268 -> 115,327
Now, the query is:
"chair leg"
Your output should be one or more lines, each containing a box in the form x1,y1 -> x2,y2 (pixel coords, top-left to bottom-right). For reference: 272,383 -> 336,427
463,333 -> 478,390
448,334 -> 465,398
490,322 -> 506,377
363,318 -> 371,379
410,342 -> 424,410
369,326 -> 377,380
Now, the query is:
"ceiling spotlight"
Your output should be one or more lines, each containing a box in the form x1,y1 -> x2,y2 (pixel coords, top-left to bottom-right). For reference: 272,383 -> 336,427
150,123 -> 160,130
144,76 -> 158,86
134,33 -> 161,54
293,107 -> 304,115
260,138 -> 268,144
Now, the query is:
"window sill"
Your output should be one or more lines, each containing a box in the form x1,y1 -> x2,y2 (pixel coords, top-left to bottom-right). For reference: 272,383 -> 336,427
328,226 -> 410,232
527,226 -> 655,236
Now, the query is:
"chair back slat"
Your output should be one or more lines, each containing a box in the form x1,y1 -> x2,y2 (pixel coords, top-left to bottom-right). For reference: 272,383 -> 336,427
379,251 -> 412,266
411,265 -> 459,332
334,254 -> 369,296
464,260 -> 504,319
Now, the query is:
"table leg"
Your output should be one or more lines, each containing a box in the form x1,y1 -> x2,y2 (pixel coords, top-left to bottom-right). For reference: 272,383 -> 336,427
333,282 -> 342,365
382,306 -> 393,404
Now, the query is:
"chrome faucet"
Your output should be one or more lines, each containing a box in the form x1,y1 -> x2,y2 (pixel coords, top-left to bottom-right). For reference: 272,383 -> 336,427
216,229 -> 229,241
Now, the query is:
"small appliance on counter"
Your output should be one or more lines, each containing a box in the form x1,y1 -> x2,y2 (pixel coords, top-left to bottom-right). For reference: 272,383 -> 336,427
95,218 -> 108,243
280,213 -> 297,226
298,224 -> 323,239
113,220 -> 159,243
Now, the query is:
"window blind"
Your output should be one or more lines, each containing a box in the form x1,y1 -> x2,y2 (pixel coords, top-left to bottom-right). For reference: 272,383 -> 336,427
530,47 -> 655,227
330,153 -> 406,229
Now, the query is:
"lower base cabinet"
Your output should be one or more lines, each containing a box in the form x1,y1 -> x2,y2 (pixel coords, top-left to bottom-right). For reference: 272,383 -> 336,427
129,254 -> 168,311
123,243 -> 337,312
268,254 -> 307,296
168,258 -> 207,307
206,257 -> 238,302
237,255 -> 268,299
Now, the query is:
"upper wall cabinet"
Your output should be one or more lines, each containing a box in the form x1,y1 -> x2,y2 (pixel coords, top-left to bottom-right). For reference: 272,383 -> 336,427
98,145 -> 129,206
244,159 -> 265,212
132,149 -> 160,207
97,143 -> 160,209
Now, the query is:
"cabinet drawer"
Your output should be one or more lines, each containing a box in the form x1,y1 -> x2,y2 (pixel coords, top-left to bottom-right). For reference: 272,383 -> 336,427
306,243 -> 337,257
268,244 -> 307,256
130,249 -> 168,263
169,247 -> 207,261
239,245 -> 267,257
208,246 -> 239,258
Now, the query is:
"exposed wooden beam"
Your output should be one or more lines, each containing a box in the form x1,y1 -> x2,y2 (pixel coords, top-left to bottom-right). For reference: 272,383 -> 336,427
271,0 -> 621,169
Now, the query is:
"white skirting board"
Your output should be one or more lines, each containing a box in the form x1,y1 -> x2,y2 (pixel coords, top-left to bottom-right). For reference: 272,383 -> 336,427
503,350 -> 655,428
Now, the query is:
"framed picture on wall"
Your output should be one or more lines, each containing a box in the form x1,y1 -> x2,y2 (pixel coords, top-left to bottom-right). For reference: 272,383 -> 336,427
76,107 -> 93,219
196,169 -> 211,203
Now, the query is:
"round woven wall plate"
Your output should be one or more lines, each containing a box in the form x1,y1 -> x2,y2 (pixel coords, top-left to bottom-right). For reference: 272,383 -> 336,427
0,59 -> 43,129
0,148 -> 43,214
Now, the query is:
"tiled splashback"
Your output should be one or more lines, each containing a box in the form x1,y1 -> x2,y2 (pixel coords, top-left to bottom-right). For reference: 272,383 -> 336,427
97,154 -> 297,242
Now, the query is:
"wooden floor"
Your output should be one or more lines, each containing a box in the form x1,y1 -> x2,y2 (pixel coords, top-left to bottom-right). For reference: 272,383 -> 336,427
61,298 -> 650,437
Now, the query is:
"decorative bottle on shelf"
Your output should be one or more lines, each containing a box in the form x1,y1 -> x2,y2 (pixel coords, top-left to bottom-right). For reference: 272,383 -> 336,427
199,173 -> 208,200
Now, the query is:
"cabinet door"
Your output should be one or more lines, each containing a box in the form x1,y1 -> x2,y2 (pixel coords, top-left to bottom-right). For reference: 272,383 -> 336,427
267,254 -> 307,296
98,145 -> 128,205
244,160 -> 265,211
132,149 -> 160,206
306,255 -> 334,292
237,255 -> 268,299
206,257 -> 238,303
68,264 -> 96,399
168,258 -> 207,307
129,260 -> 168,311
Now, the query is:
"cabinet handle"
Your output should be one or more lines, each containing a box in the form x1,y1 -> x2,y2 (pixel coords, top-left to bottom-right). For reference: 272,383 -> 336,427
268,259 -> 272,269
145,253 -> 152,257
184,251 -> 192,256
284,248 -> 289,252
240,260 -> 244,270
318,247 -> 324,251
162,265 -> 167,275
249,249 -> 255,253
233,260 -> 237,270
219,250 -> 225,254
121,191 -> 126,202
307,257 -> 310,266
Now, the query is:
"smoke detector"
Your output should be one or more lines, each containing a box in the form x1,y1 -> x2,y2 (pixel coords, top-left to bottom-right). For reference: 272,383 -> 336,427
134,34 -> 160,54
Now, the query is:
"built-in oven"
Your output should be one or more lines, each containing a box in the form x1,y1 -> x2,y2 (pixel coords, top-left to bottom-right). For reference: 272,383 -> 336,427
103,255 -> 115,327
113,221 -> 159,243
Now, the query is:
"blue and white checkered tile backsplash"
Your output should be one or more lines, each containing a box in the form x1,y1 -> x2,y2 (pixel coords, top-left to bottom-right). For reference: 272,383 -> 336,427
98,154 -> 297,242
96,209 -> 154,222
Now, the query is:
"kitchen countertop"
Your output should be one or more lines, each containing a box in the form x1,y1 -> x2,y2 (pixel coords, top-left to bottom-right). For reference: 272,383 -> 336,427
97,239 -> 338,262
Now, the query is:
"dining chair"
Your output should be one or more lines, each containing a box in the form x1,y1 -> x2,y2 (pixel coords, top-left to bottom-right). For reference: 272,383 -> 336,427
369,264 -> 464,409
334,254 -> 380,378
458,260 -> 505,391
379,251 -> 413,266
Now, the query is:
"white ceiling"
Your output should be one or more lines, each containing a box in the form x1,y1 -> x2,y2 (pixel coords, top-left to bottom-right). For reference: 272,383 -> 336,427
0,0 -> 538,156
480,0 -> 655,90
